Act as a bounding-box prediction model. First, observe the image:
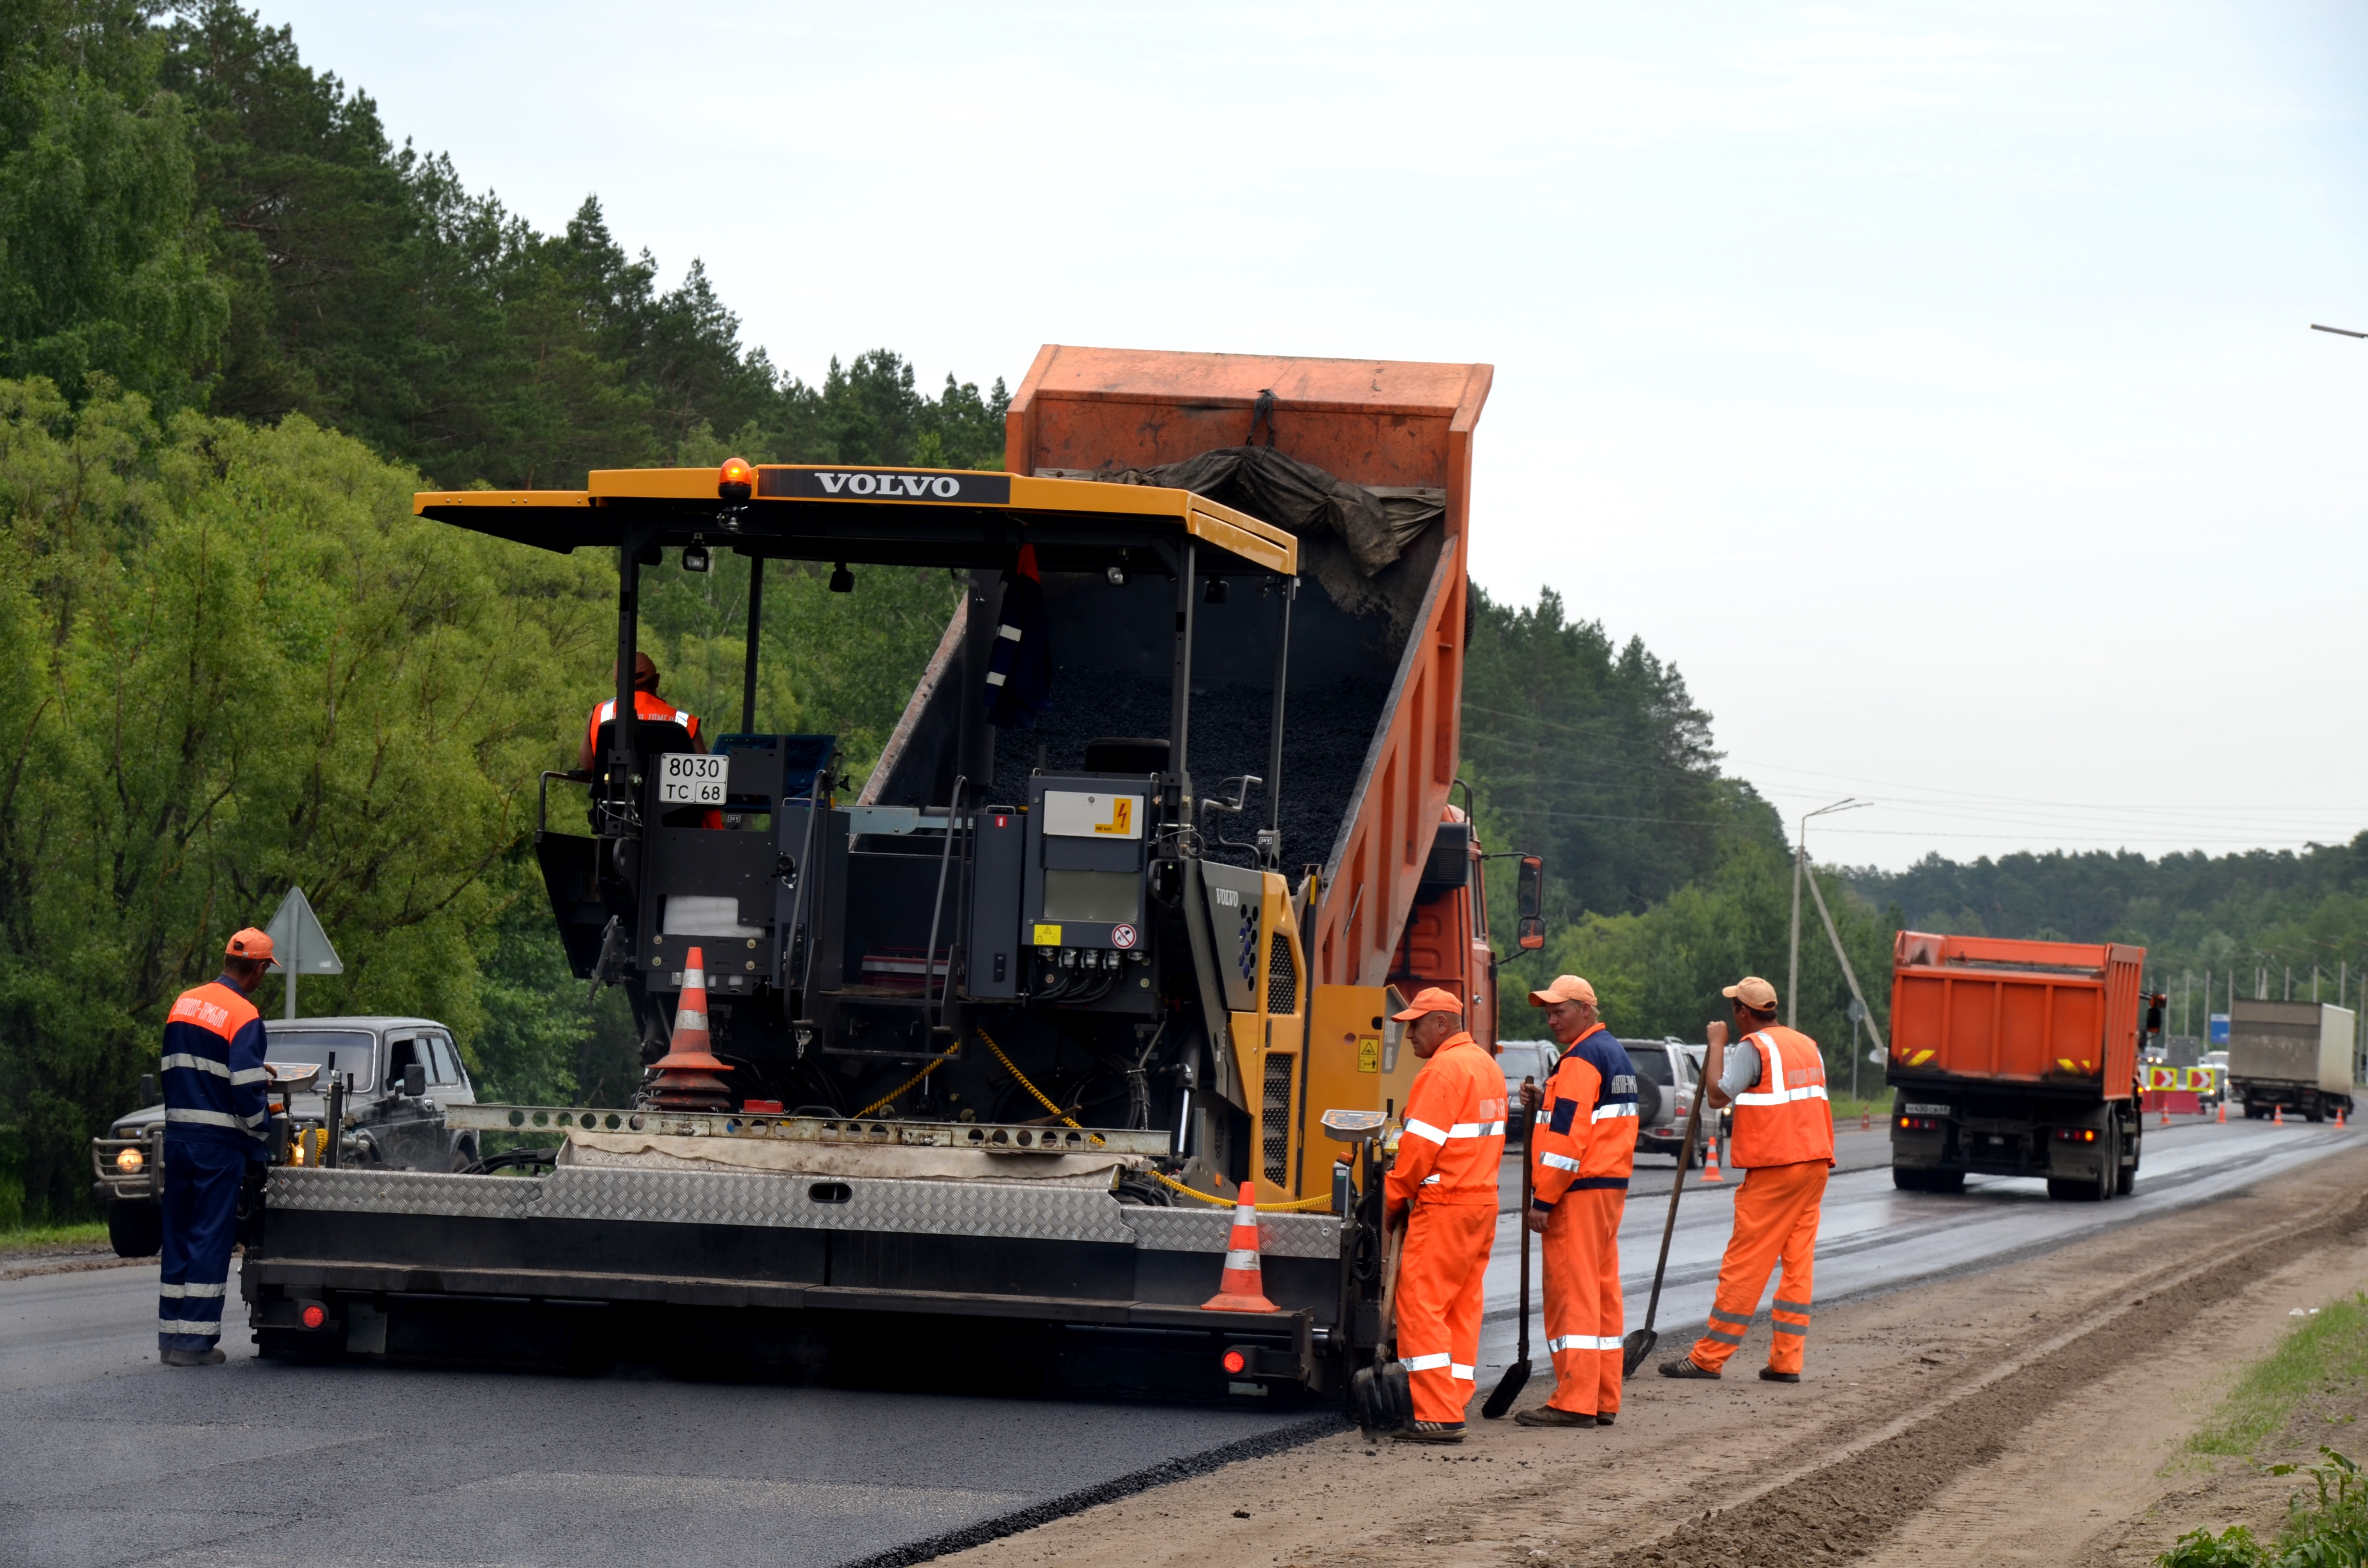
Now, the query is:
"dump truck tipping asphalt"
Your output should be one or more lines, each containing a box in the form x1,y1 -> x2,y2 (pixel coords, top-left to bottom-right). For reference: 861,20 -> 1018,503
234,345 -> 1540,1396
1887,931 -> 2163,1201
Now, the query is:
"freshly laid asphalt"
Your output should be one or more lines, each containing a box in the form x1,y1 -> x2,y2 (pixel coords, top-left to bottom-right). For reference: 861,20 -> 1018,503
2,1112 -> 2350,1568
0,1264 -> 1321,1568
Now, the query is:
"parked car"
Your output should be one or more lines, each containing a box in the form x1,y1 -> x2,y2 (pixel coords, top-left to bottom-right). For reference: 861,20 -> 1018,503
90,1016 -> 479,1258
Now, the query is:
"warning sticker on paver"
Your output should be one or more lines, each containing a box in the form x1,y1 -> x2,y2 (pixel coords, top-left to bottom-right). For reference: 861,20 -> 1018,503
1043,792 -> 1142,839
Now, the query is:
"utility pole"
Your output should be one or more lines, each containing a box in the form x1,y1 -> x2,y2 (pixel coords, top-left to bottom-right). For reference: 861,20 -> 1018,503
1789,798 -> 1865,1029
2314,965 -> 2320,1003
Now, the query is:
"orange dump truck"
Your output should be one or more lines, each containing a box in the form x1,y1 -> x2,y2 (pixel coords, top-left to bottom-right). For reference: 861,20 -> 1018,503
1887,932 -> 2163,1201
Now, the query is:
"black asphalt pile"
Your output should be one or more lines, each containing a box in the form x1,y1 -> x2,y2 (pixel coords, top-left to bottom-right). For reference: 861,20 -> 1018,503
992,672 -> 1387,874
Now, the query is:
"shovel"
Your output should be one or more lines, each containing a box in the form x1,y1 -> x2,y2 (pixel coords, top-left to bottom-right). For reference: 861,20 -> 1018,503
1352,1218 -> 1412,1434
1481,1106 -> 1536,1418
1623,1071 -> 1709,1378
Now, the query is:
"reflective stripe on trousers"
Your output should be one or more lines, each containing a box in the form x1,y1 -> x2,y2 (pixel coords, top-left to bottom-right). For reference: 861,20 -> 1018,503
160,1138 -> 247,1353
1542,1185 -> 1626,1415
1394,1201 -> 1496,1425
1691,1159 -> 1826,1375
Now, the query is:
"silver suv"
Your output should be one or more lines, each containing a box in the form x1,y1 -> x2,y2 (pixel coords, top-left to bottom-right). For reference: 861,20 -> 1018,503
1624,1037 -> 1712,1166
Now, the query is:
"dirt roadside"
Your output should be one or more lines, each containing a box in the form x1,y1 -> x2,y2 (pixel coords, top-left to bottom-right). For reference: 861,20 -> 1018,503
937,1147 -> 2368,1568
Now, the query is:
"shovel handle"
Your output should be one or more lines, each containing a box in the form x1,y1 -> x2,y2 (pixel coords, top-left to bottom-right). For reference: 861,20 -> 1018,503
1517,1107 -> 1534,1361
1643,1073 -> 1709,1335
1378,1217 -> 1406,1360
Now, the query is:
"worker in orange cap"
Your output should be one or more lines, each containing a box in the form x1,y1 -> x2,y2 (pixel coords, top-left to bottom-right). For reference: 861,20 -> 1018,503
1384,986 -> 1508,1444
1517,974 -> 1636,1428
1662,975 -> 1833,1384
156,930 -> 277,1366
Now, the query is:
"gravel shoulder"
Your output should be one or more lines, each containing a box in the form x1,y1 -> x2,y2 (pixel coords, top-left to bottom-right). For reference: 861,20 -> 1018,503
938,1146 -> 2368,1568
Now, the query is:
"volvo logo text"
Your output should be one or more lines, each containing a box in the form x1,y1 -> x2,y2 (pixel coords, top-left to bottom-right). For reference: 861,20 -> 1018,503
816,472 -> 962,497
759,467 -> 1012,504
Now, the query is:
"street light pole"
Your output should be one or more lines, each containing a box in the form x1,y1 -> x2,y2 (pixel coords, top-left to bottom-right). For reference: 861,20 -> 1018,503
1789,797 -> 1866,1030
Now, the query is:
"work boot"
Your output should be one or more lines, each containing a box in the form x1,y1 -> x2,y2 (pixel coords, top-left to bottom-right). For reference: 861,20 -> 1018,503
1593,1411 -> 1616,1426
1392,1421 -> 1467,1445
1513,1406 -> 1595,1428
161,1346 -> 226,1367
1760,1368 -> 1801,1384
1659,1355 -> 1720,1379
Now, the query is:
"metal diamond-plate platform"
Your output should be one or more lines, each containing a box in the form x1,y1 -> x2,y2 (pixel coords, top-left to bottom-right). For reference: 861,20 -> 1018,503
269,1166 -> 1137,1242
268,1167 -> 542,1219
269,1167 -> 1345,1254
1128,1208 -> 1343,1259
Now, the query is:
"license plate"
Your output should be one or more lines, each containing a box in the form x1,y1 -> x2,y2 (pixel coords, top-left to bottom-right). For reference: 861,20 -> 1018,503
1902,1102 -> 1952,1117
658,753 -> 727,804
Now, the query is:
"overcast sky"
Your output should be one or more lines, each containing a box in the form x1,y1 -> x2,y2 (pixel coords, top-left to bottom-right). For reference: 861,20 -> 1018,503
256,0 -> 2368,870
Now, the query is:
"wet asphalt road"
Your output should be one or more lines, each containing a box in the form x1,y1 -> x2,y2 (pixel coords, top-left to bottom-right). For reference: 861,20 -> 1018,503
2,1114 -> 2349,1568
0,1264 -> 1316,1568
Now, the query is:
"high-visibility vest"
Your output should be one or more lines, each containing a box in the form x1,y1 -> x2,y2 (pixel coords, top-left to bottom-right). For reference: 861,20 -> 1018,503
585,692 -> 702,758
1728,1026 -> 1834,1168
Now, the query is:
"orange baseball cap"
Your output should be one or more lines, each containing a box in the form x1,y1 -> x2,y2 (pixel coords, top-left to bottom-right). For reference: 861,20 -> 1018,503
225,928 -> 275,964
1529,974 -> 1597,1007
1390,985 -> 1464,1021
1723,975 -> 1779,1010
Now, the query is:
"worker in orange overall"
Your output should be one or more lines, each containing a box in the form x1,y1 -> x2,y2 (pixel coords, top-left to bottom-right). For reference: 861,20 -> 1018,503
1384,986 -> 1508,1444
1662,975 -> 1833,1384
1517,974 -> 1636,1428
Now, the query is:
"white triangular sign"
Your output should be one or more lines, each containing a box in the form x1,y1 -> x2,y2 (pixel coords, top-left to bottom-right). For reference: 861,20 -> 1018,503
265,886 -> 344,975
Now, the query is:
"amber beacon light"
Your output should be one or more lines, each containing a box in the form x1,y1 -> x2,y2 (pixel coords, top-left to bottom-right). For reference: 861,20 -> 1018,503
718,456 -> 754,502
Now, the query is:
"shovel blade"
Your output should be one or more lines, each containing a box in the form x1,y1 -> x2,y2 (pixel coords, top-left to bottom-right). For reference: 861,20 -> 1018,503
1480,1357 -> 1530,1420
1620,1327 -> 1659,1379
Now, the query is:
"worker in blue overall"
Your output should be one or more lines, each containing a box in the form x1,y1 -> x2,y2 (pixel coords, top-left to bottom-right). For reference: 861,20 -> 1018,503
157,929 -> 275,1366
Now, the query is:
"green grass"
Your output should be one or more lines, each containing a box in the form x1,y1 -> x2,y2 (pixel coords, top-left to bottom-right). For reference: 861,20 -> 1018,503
2188,1294 -> 2368,1458
0,1221 -> 109,1255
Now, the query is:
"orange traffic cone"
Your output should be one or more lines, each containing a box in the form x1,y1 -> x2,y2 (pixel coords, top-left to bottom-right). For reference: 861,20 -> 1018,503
1202,1180 -> 1282,1312
2274,1104 -> 2285,1127
2339,1106 -> 2348,1128
2160,1102 -> 2171,1128
647,946 -> 734,1110
2217,1099 -> 2227,1125
1861,1106 -> 1873,1133
1702,1135 -> 1725,1184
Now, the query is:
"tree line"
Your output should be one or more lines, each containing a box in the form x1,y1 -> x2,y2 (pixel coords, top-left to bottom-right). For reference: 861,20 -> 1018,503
1849,842 -> 2368,1031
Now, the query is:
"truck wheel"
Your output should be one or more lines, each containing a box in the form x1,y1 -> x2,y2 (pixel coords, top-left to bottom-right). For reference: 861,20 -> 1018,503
2096,1124 -> 2119,1200
1931,1168 -> 1965,1194
2116,1139 -> 2138,1197
106,1197 -> 162,1259
1892,1166 -> 1927,1192
2306,1098 -> 2325,1125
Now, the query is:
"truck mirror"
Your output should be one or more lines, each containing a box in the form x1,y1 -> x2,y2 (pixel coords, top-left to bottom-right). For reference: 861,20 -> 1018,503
139,1073 -> 160,1106
403,1061 -> 426,1098
1516,855 -> 1545,949
2145,1003 -> 2163,1036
